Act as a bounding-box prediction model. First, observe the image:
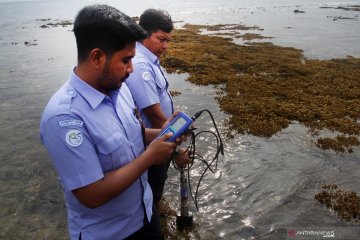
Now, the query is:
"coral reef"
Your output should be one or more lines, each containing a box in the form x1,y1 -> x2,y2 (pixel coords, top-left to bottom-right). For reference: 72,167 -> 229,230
162,24 -> 360,152
315,184 -> 360,222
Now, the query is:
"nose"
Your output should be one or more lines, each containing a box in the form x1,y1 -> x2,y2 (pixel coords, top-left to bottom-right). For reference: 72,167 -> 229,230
127,61 -> 133,73
162,41 -> 169,50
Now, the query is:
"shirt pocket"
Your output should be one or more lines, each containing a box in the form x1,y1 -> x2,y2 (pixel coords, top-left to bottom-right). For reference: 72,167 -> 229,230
96,130 -> 131,172
155,75 -> 167,94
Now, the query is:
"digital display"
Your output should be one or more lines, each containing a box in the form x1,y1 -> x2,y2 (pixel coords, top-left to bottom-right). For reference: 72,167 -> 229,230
171,117 -> 187,132
154,111 -> 193,142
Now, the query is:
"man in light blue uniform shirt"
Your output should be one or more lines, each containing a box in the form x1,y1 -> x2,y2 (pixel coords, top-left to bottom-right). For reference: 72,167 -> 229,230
40,5 -> 188,240
127,42 -> 174,128
126,9 -> 189,216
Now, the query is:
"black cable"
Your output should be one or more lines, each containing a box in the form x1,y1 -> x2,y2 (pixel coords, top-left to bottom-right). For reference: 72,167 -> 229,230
192,109 -> 224,156
171,109 -> 224,211
192,131 -> 221,210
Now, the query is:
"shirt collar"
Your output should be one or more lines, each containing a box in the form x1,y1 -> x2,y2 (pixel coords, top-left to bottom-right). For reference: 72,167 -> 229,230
69,68 -> 106,109
136,42 -> 159,65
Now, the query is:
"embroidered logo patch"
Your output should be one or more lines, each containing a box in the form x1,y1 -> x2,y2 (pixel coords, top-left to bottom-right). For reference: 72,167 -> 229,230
65,129 -> 83,147
59,120 -> 83,128
142,71 -> 151,81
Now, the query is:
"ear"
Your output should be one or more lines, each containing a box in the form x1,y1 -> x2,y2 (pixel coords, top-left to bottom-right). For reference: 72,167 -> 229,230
89,48 -> 105,70
142,38 -> 151,48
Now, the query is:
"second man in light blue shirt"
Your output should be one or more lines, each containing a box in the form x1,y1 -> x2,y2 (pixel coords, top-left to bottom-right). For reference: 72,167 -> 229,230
126,9 -> 190,216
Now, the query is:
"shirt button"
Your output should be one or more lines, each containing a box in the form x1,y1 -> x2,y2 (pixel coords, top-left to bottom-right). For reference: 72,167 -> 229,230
67,90 -> 74,95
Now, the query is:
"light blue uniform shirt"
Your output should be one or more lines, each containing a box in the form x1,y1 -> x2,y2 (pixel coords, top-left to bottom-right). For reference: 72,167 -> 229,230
40,69 -> 153,240
126,42 -> 173,128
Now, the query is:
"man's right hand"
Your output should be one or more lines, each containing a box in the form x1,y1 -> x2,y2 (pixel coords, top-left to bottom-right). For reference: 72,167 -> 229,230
146,132 -> 177,165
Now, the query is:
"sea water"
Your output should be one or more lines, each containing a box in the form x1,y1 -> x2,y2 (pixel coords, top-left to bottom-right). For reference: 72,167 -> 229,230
1,0 -> 360,239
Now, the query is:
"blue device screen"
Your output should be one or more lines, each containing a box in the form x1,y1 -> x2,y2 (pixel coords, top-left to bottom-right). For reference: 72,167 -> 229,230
171,117 -> 187,131
157,112 -> 193,142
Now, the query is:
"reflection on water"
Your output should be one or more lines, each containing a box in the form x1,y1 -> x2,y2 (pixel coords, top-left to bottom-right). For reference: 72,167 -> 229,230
163,72 -> 360,239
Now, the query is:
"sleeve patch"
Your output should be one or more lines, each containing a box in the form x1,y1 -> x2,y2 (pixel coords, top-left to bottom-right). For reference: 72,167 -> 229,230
59,120 -> 83,128
142,71 -> 152,81
66,129 -> 83,147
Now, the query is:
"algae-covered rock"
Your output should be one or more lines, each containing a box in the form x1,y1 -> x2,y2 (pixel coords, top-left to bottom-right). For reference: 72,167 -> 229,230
315,184 -> 360,222
162,24 -> 360,153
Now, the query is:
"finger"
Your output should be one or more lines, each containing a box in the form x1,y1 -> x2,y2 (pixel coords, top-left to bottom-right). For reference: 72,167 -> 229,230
159,132 -> 173,142
173,110 -> 181,116
175,137 -> 185,145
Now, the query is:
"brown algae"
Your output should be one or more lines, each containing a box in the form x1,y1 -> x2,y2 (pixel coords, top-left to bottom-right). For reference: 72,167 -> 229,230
315,184 -> 360,222
162,24 -> 360,153
170,90 -> 182,97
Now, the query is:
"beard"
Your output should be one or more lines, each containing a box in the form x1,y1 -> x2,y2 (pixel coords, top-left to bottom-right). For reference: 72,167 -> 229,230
99,61 -> 128,92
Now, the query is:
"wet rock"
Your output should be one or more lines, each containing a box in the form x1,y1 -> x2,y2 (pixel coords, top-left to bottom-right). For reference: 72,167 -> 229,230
37,18 -> 73,28
294,9 -> 306,13
320,5 -> 360,12
336,5 -> 360,11
170,90 -> 182,97
24,41 -> 38,46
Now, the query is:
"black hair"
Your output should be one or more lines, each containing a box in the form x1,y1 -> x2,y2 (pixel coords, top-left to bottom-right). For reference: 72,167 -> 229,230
139,9 -> 173,36
74,5 -> 147,62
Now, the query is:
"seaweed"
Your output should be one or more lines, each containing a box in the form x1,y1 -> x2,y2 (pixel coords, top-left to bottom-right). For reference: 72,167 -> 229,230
162,24 -> 360,152
315,184 -> 360,222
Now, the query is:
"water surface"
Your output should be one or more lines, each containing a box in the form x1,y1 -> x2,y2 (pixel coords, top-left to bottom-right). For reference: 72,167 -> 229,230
1,0 -> 360,239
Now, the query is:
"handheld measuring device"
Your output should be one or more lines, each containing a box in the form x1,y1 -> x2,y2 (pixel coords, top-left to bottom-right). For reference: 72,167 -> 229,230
156,111 -> 193,142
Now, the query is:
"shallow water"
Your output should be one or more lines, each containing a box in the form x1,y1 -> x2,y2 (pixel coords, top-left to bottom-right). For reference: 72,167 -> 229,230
1,0 -> 360,239
164,73 -> 360,239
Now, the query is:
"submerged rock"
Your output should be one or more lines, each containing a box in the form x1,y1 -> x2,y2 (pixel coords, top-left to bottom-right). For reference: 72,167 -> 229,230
294,9 -> 306,13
